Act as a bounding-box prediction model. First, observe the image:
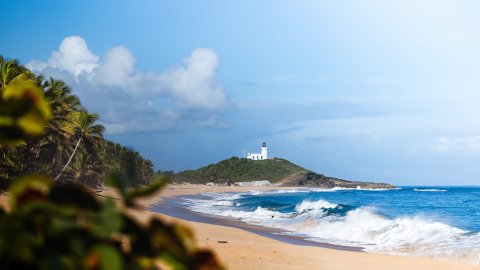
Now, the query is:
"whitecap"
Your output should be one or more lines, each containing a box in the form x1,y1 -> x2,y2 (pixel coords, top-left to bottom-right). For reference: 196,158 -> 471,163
413,188 -> 447,192
294,199 -> 338,213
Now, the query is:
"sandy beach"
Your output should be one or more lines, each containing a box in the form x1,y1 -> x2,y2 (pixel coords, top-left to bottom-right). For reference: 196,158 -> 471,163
124,184 -> 480,270
1,183 -> 479,270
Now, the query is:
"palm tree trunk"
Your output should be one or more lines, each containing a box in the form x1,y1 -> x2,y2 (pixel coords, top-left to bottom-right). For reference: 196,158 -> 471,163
54,137 -> 82,181
23,139 -> 30,174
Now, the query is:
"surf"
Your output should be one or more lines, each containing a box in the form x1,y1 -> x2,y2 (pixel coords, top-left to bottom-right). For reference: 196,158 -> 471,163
184,188 -> 480,264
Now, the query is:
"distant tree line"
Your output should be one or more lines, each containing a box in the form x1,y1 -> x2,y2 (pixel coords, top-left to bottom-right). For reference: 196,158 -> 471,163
0,56 -> 154,189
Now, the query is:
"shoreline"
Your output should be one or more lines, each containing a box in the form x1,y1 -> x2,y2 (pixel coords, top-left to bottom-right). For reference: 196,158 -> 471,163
1,184 -> 478,269
138,184 -> 480,270
151,194 -> 363,252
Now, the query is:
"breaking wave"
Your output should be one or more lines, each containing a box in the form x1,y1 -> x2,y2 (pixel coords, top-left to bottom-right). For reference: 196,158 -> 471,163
185,194 -> 480,264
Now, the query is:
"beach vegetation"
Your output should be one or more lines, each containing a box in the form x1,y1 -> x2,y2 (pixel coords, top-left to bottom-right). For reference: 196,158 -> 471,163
0,55 -> 153,189
0,56 -> 224,269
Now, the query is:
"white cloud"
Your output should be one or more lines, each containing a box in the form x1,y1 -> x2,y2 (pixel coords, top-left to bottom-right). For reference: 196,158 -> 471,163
158,48 -> 227,110
26,60 -> 48,71
93,46 -> 137,88
27,36 -> 229,134
37,36 -> 99,77
432,136 -> 480,153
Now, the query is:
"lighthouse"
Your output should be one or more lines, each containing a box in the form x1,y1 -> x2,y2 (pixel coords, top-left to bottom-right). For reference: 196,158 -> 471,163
246,142 -> 268,160
261,142 -> 268,159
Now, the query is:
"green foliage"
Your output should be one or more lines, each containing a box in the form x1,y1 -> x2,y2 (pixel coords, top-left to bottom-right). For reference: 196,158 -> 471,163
171,156 -> 310,184
104,141 -> 155,187
54,109 -> 105,181
0,77 -> 51,145
0,59 -> 224,269
0,56 -> 154,188
0,176 -> 222,270
107,167 -> 166,208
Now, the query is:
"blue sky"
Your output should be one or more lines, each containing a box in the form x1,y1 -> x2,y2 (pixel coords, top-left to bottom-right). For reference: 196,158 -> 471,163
2,1 -> 480,185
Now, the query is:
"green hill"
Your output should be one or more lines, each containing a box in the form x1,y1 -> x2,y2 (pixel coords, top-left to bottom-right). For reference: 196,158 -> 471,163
172,157 -> 309,184
170,157 -> 395,189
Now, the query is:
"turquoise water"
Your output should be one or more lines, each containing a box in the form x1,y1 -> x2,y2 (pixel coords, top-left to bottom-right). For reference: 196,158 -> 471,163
185,186 -> 480,264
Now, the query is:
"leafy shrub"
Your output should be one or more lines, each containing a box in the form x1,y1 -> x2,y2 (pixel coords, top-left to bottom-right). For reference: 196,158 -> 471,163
0,77 -> 223,269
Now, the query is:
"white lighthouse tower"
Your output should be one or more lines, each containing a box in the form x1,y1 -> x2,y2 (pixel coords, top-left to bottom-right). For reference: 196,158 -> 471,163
246,142 -> 268,160
261,142 -> 268,159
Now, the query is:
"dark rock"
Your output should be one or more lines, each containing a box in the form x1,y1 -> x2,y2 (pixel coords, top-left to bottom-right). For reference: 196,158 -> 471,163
282,172 -> 394,189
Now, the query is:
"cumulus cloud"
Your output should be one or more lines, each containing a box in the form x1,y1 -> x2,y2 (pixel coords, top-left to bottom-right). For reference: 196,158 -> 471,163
27,36 -> 229,134
30,36 -> 100,77
158,48 -> 226,110
94,46 -> 137,88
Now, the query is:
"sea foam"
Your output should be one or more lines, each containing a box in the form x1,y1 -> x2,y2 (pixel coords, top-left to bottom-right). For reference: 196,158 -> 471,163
294,199 -> 338,212
185,193 -> 480,264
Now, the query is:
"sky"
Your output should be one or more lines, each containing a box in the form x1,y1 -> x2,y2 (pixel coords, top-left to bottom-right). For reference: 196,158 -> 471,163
2,1 -> 480,185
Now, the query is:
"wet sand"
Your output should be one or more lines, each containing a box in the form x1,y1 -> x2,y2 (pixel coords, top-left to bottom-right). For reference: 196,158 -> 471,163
151,194 -> 362,251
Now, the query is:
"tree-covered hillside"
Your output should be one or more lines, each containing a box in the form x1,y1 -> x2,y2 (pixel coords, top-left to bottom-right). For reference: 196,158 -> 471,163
171,157 -> 310,184
169,156 -> 395,189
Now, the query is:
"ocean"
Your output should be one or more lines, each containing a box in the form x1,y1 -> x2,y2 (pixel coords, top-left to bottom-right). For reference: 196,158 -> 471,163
181,186 -> 480,264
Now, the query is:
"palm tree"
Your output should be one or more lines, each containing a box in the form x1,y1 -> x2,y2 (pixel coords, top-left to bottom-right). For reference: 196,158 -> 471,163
15,77 -> 79,175
43,78 -> 80,117
41,78 -> 81,174
0,56 -> 33,92
137,158 -> 154,184
54,109 -> 104,181
65,149 -> 105,188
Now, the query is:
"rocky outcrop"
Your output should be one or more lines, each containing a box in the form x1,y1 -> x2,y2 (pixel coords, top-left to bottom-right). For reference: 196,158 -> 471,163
281,172 -> 395,189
